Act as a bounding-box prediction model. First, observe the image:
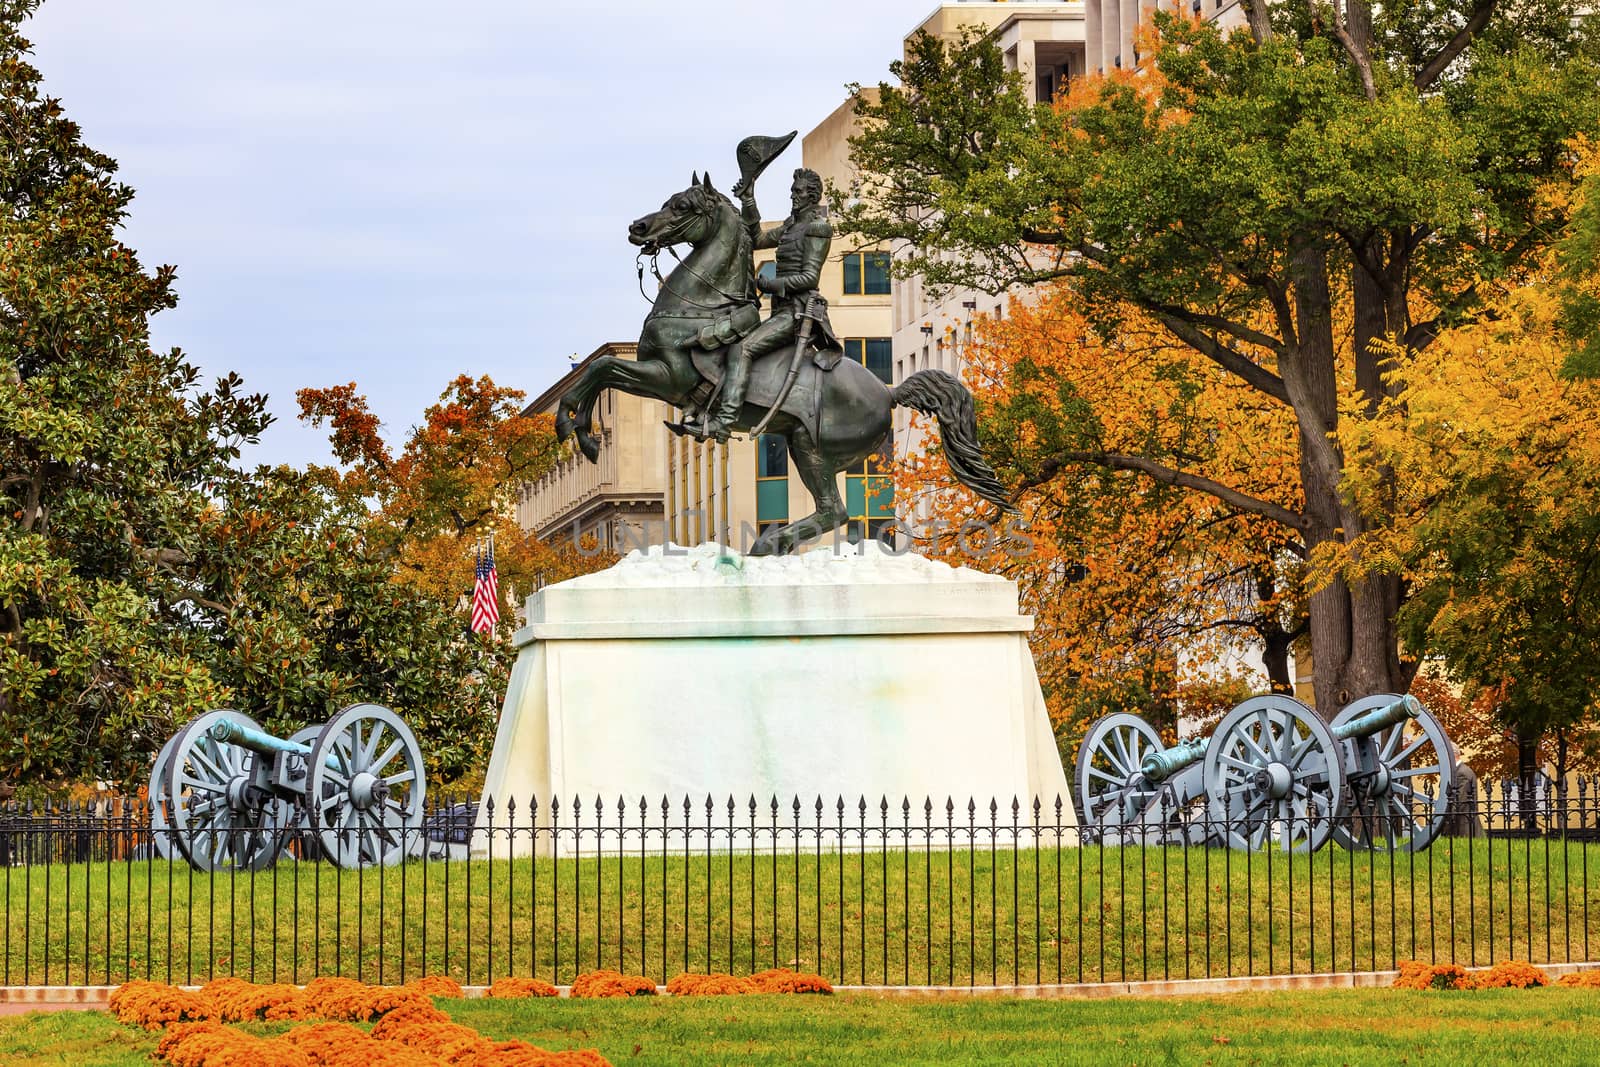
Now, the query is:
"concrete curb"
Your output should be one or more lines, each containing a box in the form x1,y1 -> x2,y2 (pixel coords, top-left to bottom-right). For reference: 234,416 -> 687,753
3,959 -> 1598,1011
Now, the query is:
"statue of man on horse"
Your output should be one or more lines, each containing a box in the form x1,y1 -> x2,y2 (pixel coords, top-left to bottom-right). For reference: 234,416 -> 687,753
553,132 -> 1012,555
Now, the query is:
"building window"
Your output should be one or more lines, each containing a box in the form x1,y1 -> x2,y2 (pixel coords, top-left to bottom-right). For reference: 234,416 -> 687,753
757,433 -> 788,524
842,252 -> 890,295
842,338 -> 893,384
843,428 -> 894,541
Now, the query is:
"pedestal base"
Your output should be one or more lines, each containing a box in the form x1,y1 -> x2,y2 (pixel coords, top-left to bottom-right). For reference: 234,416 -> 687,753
474,544 -> 1075,854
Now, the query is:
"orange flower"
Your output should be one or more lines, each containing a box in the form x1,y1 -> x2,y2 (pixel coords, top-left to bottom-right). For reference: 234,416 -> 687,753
109,980 -> 215,1030
407,975 -> 467,999
750,968 -> 833,994
1557,970 -> 1600,987
155,1021 -> 223,1059
1393,960 -> 1470,990
665,972 -> 757,996
568,970 -> 655,999
368,999 -> 453,1039
162,1025 -> 311,1067
1468,961 -> 1550,989
487,976 -> 559,999
201,978 -> 311,1022
279,1021 -> 435,1067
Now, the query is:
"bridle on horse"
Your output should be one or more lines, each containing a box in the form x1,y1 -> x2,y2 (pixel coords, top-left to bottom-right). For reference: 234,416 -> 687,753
633,193 -> 752,312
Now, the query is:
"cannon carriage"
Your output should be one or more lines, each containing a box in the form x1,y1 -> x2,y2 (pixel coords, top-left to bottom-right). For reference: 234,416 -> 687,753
1074,693 -> 1456,853
148,703 -> 427,871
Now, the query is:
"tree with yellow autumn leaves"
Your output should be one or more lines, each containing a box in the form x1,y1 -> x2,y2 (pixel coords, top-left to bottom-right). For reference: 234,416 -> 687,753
844,5 -> 1600,730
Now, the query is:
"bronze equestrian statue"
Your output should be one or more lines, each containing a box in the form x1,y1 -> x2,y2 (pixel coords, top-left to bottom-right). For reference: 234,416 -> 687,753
553,133 -> 1011,556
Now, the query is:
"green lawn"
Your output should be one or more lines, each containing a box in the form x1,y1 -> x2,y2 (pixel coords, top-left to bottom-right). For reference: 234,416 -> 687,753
3,836 -> 1597,987
3,989 -> 1600,1065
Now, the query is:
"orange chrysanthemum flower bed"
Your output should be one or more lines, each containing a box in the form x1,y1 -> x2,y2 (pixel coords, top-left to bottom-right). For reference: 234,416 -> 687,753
568,970 -> 657,998
1395,960 -> 1552,990
661,968 -> 832,996
1393,960 -> 1471,990
109,980 -> 216,1031
750,967 -> 833,994
1557,970 -> 1600,988
665,972 -> 758,996
107,979 -> 612,1067
407,975 -> 467,999
488,976 -> 560,999
1468,961 -> 1550,989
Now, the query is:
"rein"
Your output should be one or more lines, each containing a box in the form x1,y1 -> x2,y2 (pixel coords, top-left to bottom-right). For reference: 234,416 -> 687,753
634,200 -> 752,314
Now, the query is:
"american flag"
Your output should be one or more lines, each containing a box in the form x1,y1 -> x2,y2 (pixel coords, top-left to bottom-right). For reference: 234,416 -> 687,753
470,541 -> 501,634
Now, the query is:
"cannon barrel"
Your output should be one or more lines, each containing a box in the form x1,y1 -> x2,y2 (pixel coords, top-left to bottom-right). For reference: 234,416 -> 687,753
206,719 -> 344,771
1330,694 -> 1419,742
1140,737 -> 1206,784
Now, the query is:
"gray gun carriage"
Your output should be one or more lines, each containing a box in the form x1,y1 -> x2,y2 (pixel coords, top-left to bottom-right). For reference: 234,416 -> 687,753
147,704 -> 427,871
1074,693 -> 1456,853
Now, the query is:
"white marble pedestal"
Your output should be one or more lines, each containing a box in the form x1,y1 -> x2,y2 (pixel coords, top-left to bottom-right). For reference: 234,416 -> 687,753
473,543 -> 1075,854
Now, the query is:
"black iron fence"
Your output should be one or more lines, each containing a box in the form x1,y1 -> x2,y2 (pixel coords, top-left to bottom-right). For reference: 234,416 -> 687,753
1,779 -> 1598,988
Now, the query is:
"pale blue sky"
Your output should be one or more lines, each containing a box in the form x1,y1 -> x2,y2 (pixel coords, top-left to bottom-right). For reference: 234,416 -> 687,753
23,1 -> 938,467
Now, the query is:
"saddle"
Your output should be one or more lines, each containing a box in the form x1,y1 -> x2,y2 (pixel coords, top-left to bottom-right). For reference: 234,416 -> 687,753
684,343 -> 825,442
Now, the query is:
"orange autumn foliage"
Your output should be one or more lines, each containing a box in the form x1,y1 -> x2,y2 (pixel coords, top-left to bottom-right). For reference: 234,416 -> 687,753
297,375 -> 612,607
568,970 -> 657,998
487,976 -> 559,999
366,998 -> 454,1038
898,288 -> 1305,743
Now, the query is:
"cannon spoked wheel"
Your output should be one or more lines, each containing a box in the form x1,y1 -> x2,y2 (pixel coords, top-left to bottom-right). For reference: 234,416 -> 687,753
1074,712 -> 1165,842
306,703 -> 426,868
165,709 -> 296,871
146,732 -> 180,861
1330,694 -> 1457,852
1203,695 -> 1344,853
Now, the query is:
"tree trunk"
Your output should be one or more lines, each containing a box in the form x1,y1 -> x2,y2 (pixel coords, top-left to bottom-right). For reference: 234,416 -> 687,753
1516,730 -> 1540,832
1280,242 -> 1408,714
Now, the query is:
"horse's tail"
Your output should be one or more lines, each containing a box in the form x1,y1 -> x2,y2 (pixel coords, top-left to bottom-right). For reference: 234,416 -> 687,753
890,370 -> 1013,513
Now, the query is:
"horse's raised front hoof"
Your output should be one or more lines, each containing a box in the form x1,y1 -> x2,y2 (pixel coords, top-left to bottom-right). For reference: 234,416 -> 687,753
576,430 -> 600,463
554,406 -> 574,443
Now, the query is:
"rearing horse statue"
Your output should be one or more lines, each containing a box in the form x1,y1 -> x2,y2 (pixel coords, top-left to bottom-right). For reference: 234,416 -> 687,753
553,172 -> 1011,555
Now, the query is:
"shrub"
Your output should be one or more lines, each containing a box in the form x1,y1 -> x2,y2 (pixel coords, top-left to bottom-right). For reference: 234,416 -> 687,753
568,970 -> 656,998
1393,961 -> 1471,990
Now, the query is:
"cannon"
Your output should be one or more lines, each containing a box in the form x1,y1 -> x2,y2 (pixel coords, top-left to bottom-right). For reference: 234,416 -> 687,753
1074,693 -> 1456,853
148,703 -> 426,870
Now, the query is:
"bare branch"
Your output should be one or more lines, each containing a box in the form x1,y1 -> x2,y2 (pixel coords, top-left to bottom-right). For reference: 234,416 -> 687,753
1415,0 -> 1498,91
1310,1 -> 1377,101
1016,452 -> 1310,533
1151,309 -> 1291,403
